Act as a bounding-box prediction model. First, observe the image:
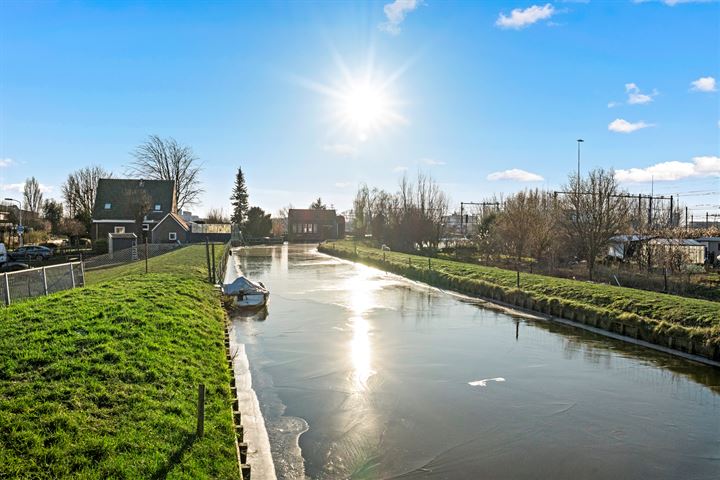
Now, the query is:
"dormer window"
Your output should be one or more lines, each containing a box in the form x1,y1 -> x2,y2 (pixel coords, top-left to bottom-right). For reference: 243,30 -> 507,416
154,204 -> 162,211
104,203 -> 112,209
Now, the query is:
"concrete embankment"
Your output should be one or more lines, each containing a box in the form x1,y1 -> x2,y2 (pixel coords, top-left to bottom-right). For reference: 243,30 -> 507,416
319,243 -> 720,365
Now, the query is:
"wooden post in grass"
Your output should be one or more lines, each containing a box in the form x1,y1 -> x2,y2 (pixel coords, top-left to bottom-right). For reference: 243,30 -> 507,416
205,237 -> 212,283
197,383 -> 205,438
211,243 -> 216,283
428,257 -> 431,270
408,257 -> 411,268
145,238 -> 149,274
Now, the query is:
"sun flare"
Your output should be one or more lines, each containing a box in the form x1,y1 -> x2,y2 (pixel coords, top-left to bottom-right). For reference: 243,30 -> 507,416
340,82 -> 392,140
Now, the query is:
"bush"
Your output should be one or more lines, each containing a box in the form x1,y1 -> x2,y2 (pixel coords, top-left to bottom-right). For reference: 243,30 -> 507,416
93,239 -> 108,254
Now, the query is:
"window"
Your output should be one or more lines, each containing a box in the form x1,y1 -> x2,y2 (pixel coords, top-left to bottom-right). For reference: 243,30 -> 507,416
104,203 -> 112,209
154,204 -> 162,211
114,226 -> 125,234
142,224 -> 150,231
168,232 -> 177,241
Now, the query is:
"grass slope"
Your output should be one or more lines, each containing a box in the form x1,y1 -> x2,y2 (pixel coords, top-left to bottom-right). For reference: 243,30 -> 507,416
321,241 -> 720,348
0,245 -> 237,479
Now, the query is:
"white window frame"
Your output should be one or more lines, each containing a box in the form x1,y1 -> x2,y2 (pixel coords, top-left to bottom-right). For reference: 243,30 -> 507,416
168,232 -> 177,241
142,224 -> 150,231
154,204 -> 162,211
104,203 -> 112,209
114,226 -> 125,234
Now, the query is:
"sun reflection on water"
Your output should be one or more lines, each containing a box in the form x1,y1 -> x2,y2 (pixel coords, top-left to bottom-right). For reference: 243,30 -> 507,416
345,265 -> 378,391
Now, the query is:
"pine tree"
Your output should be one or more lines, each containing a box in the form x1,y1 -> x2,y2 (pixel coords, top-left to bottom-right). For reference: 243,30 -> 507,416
231,167 -> 249,225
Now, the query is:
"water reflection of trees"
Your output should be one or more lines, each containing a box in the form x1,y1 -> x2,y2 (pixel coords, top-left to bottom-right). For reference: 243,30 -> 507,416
521,316 -> 720,396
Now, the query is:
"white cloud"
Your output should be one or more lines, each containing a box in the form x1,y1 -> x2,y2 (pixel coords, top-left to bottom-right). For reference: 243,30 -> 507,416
487,168 -> 544,182
608,118 -> 654,133
334,182 -> 353,188
607,101 -> 621,108
393,166 -> 408,172
422,158 -> 446,166
634,0 -> 714,5
379,0 -> 420,35
322,143 -> 358,157
496,4 -> 556,29
625,83 -> 658,104
615,155 -> 720,183
690,76 -> 717,92
0,158 -> 14,168
1,182 -> 54,194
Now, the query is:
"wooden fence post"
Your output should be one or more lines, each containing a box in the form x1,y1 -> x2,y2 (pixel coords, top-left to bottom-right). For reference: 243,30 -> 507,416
197,384 -> 205,438
211,243 -> 216,283
205,238 -> 212,283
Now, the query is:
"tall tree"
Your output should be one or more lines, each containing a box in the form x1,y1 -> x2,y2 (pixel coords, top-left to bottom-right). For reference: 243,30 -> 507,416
62,166 -> 110,231
310,197 -> 327,210
244,206 -> 272,237
206,208 -> 229,224
560,168 -> 630,280
23,177 -> 44,215
42,199 -> 64,234
127,135 -> 203,210
230,167 -> 249,225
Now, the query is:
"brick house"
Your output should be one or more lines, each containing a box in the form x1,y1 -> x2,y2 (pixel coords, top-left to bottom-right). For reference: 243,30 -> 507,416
91,178 -> 176,242
287,209 -> 345,242
151,212 -> 231,244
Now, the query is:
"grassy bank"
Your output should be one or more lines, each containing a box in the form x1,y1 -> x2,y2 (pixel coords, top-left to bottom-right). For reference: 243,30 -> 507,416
0,245 -> 237,479
320,240 -> 720,358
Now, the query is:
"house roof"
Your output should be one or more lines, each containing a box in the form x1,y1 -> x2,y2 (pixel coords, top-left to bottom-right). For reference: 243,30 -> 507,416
648,238 -> 704,246
288,209 -> 338,223
92,178 -> 175,222
152,212 -> 190,232
695,237 -> 720,242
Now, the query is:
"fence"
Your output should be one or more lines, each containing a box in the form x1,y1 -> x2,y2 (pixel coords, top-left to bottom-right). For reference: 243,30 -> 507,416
1,262 -> 84,305
83,243 -> 183,271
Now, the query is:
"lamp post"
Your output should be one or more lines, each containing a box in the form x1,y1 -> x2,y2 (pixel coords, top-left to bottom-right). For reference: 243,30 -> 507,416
576,138 -> 584,188
4,198 -> 23,247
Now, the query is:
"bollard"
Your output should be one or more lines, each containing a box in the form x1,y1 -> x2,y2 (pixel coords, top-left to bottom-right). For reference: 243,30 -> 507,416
241,464 -> 251,480
239,442 -> 248,464
196,384 -> 205,438
233,410 -> 242,425
233,398 -> 239,411
235,424 -> 244,442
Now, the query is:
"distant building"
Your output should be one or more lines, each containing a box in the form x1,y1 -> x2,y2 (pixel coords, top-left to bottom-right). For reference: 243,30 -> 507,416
287,209 -> 345,242
91,178 -> 176,241
151,212 -> 231,244
695,237 -> 720,263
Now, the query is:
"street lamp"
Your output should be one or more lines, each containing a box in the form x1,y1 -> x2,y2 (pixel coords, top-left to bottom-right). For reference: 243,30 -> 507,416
4,198 -> 23,247
576,139 -> 584,188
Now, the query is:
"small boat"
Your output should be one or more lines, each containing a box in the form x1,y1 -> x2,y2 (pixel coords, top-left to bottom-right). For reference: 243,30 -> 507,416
222,276 -> 269,309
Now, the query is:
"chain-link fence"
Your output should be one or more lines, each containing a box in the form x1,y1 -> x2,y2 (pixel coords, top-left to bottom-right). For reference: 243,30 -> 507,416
1,262 -> 84,305
83,243 -> 183,271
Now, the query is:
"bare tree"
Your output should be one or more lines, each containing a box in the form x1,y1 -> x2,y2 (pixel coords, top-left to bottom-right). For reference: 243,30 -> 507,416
206,208 -> 229,223
62,166 -> 111,230
560,168 -> 630,280
127,135 -> 203,210
23,177 -> 44,215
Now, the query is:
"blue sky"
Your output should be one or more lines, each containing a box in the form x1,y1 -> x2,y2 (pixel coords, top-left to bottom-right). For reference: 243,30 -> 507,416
1,0 -> 718,217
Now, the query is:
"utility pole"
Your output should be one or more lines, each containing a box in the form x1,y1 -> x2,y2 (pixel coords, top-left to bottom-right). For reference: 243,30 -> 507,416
576,139 -> 584,189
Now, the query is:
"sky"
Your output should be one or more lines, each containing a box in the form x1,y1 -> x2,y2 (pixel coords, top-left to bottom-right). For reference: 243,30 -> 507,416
1,0 -> 718,218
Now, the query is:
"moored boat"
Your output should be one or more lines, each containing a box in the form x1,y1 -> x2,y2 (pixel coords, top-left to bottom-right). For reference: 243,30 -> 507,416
222,276 -> 269,308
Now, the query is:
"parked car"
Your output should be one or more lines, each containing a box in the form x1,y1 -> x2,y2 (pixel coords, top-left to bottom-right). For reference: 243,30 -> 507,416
0,262 -> 29,272
0,243 -> 7,264
11,245 -> 54,261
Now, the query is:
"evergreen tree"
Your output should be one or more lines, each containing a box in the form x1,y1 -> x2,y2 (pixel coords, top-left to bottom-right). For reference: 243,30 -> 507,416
244,206 -> 272,237
231,167 -> 249,225
310,197 -> 326,210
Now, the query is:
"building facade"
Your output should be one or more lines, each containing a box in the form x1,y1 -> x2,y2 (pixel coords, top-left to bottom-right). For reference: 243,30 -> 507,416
287,209 -> 345,242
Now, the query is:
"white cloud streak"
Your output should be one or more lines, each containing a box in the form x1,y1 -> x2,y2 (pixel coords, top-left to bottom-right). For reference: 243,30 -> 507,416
393,166 -> 408,172
496,4 -> 556,29
379,0 -> 420,35
322,144 -> 358,157
615,155 -> 720,182
487,168 -> 544,182
0,158 -> 14,168
422,158 -> 446,166
334,182 -> 353,188
608,118 -> 654,133
2,182 -> 54,193
625,83 -> 658,104
690,76 -> 717,92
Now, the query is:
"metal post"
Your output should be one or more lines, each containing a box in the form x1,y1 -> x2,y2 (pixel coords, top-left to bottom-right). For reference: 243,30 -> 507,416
3,273 -> 9,305
685,206 -> 688,231
669,195 -> 674,227
70,263 -> 76,288
41,268 -> 48,295
196,383 -> 205,438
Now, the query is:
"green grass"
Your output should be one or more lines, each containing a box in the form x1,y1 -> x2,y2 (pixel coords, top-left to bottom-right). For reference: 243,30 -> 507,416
0,245 -> 238,479
321,240 -> 720,350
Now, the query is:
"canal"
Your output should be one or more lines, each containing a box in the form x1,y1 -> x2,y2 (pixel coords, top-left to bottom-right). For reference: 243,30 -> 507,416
230,244 -> 720,480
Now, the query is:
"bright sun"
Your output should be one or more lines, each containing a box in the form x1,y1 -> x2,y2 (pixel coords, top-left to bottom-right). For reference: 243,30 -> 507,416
340,83 -> 391,139
296,52 -> 408,141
